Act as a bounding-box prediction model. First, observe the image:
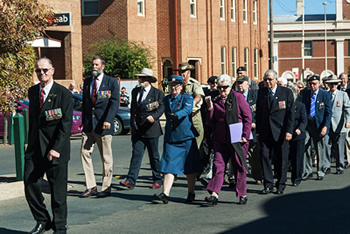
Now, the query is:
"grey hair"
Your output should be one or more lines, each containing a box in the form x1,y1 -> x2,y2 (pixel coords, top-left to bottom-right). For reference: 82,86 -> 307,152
36,57 -> 53,68
264,69 -> 278,79
339,72 -> 348,80
217,74 -> 232,86
288,84 -> 298,101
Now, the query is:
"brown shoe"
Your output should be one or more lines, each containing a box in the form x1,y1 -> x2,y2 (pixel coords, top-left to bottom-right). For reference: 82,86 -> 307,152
119,180 -> 134,189
79,186 -> 97,198
150,183 -> 161,189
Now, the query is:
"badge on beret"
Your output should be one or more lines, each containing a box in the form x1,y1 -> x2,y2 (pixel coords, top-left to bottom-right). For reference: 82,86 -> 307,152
172,78 -> 176,81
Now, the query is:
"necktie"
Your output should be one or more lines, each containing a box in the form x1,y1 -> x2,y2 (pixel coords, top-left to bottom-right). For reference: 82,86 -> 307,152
268,90 -> 274,106
91,78 -> 97,106
331,92 -> 335,105
310,92 -> 316,118
138,88 -> 144,104
40,89 -> 45,108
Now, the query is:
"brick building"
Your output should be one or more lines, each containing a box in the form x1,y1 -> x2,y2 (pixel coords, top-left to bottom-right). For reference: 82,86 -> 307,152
32,0 -> 83,88
270,0 -> 350,83
81,0 -> 269,86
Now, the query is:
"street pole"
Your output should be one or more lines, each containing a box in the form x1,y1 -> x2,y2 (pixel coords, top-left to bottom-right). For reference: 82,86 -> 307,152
323,2 -> 327,76
302,0 -> 305,82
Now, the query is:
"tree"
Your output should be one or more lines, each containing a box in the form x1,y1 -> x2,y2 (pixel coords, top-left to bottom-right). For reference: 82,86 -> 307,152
0,0 -> 56,143
83,38 -> 154,79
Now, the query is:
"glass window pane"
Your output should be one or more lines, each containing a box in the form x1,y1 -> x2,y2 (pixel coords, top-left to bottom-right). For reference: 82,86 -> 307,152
84,2 -> 99,15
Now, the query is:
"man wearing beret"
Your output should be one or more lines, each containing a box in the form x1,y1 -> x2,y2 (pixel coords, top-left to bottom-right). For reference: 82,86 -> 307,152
178,62 -> 205,149
302,74 -> 332,180
237,66 -> 259,91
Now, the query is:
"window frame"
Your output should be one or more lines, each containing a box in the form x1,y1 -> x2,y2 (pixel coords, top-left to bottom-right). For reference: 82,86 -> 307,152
244,48 -> 249,75
232,47 -> 237,78
231,0 -> 235,22
243,0 -> 248,23
82,0 -> 99,17
137,0 -> 145,16
190,0 -> 197,18
304,41 -> 313,57
253,0 -> 257,24
221,47 -> 226,74
220,0 -> 225,21
254,48 -> 259,79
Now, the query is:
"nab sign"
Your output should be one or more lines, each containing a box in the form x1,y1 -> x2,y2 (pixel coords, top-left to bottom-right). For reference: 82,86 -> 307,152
55,13 -> 71,26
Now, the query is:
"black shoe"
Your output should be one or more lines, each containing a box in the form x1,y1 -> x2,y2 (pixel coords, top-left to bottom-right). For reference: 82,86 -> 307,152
200,178 -> 210,187
316,176 -> 324,181
238,196 -> 248,205
185,192 -> 195,203
260,187 -> 274,195
275,190 -> 284,195
323,168 -> 331,174
336,169 -> 344,174
97,190 -> 111,198
302,173 -> 313,180
29,222 -> 51,234
205,195 -> 218,205
154,192 -> 169,204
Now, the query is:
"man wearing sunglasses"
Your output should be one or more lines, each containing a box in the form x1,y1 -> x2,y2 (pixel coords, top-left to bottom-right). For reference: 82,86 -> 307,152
25,57 -> 73,233
301,74 -> 332,181
256,70 -> 295,195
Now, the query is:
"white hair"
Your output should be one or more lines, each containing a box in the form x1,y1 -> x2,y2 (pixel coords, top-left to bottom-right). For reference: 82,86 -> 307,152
277,77 -> 287,85
217,74 -> 232,86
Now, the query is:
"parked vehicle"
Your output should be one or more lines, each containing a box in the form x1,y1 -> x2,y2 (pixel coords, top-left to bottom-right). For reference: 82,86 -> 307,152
72,94 -> 130,135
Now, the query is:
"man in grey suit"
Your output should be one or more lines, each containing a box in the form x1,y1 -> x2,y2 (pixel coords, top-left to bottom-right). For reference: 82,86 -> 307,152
323,75 -> 350,174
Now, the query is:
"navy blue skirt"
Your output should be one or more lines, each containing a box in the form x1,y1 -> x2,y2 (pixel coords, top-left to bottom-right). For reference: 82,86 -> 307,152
160,139 -> 202,175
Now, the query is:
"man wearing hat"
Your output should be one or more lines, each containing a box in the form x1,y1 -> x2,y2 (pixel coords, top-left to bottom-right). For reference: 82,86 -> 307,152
236,75 -> 263,184
120,68 -> 164,189
178,62 -> 205,149
236,66 -> 259,91
301,74 -> 332,181
323,75 -> 350,174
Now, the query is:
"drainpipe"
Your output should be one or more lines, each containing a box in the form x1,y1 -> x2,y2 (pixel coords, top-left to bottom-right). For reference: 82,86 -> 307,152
174,0 -> 179,75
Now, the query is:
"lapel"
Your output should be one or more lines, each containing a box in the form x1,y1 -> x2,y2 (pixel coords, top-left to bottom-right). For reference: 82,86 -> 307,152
170,93 -> 180,111
41,82 -> 58,113
98,74 -> 108,91
32,84 -> 41,112
142,86 -> 154,105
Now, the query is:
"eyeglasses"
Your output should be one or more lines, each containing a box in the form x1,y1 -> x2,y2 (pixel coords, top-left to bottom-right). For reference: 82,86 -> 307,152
35,68 -> 51,74
218,85 -> 229,90
171,83 -> 182,89
264,78 -> 274,82
309,82 -> 318,86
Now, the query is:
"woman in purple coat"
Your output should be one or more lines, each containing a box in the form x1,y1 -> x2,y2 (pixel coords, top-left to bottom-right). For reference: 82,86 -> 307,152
204,74 -> 252,205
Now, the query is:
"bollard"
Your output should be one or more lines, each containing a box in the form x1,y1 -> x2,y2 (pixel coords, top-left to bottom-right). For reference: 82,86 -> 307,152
8,113 -> 14,145
13,113 -> 25,181
22,108 -> 29,144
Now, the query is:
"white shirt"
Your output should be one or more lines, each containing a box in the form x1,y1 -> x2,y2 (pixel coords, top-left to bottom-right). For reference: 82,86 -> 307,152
90,73 -> 104,98
39,79 -> 54,103
137,84 -> 151,103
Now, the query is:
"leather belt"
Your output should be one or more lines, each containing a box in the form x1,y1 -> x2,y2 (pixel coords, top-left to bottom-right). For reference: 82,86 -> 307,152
192,109 -> 200,117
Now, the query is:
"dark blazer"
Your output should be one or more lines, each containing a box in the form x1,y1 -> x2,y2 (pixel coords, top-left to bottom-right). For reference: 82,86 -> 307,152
246,89 -> 258,142
131,85 -> 164,138
26,82 -> 73,164
82,74 -> 119,135
163,93 -> 194,143
337,84 -> 350,91
292,101 -> 307,141
301,88 -> 332,133
256,85 -> 295,142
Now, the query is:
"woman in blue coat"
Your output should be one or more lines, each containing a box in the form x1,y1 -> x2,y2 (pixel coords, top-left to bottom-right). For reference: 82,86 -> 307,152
154,75 -> 202,204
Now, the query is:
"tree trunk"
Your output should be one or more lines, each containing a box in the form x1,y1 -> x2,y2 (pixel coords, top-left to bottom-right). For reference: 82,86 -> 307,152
3,115 -> 8,144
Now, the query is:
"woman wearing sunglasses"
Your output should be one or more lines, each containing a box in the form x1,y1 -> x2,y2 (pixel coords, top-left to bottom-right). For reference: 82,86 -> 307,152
204,74 -> 252,205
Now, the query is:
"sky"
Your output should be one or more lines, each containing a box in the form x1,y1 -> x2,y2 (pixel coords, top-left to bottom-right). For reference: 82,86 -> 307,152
273,0 -> 336,15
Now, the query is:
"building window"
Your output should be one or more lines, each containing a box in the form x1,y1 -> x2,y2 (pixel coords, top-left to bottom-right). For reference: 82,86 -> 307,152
304,41 -> 313,56
82,0 -> 99,16
190,0 -> 196,17
253,0 -> 257,24
231,0 -> 235,22
244,48 -> 249,74
137,0 -> 145,16
221,47 -> 226,74
232,47 -> 237,78
254,48 -> 259,79
243,0 -> 248,23
220,0 -> 225,21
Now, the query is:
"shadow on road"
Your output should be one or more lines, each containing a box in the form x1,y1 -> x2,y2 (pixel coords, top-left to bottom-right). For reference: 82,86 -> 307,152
0,228 -> 26,234
221,186 -> 350,234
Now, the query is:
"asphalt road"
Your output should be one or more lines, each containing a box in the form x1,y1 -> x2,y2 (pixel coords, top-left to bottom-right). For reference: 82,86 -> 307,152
1,134 -> 350,234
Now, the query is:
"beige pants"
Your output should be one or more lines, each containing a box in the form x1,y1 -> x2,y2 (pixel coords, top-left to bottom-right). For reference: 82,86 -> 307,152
345,128 -> 350,164
80,131 -> 113,192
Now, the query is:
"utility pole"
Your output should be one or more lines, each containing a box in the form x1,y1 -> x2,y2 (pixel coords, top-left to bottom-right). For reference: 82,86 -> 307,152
269,0 -> 274,70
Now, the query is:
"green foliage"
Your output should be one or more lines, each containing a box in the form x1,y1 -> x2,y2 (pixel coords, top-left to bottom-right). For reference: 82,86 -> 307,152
83,38 -> 154,79
0,0 -> 55,114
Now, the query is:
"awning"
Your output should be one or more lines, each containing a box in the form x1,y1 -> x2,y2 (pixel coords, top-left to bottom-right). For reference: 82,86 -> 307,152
27,36 -> 61,48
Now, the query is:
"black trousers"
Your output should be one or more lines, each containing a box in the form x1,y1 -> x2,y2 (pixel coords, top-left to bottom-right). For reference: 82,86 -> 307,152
289,139 -> 305,184
260,137 -> 289,191
24,157 -> 68,232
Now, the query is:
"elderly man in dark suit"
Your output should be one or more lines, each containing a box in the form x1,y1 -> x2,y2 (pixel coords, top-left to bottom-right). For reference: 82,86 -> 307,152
302,74 -> 332,181
256,69 -> 295,195
24,57 -> 73,234
79,56 -> 119,198
236,75 -> 263,185
119,68 -> 164,189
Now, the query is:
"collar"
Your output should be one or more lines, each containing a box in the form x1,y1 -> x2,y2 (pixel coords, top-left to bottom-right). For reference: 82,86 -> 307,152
95,73 -> 104,81
270,85 -> 277,94
243,89 -> 249,99
144,84 -> 151,93
40,79 -> 54,94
